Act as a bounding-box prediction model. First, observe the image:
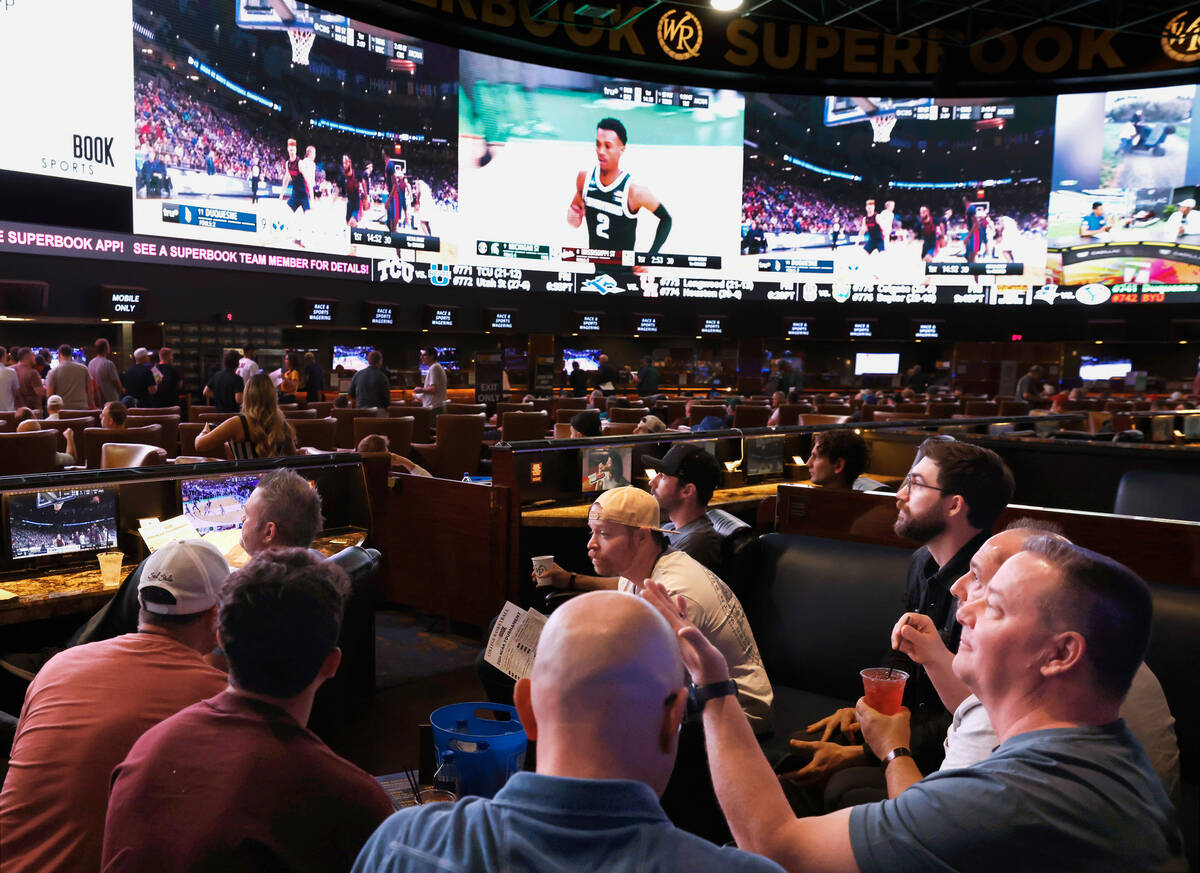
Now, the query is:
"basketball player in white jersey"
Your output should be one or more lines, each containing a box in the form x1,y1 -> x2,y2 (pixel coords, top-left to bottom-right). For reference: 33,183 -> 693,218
410,177 -> 434,235
878,199 -> 896,241
991,214 -> 1021,261
567,117 -> 672,255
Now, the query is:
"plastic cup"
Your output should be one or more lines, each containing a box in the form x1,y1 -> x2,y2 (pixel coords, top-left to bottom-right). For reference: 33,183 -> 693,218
97,551 -> 124,587
418,788 -> 456,803
861,668 -> 909,715
531,555 -> 554,587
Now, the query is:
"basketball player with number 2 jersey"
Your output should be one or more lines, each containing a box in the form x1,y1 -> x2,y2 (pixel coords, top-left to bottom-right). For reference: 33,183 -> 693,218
567,117 -> 672,256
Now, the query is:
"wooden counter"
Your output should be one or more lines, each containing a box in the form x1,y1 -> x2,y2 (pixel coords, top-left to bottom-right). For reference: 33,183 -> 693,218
0,529 -> 366,626
521,481 -> 784,528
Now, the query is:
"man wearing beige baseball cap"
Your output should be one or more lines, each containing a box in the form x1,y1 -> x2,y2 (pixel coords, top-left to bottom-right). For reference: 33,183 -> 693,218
586,486 -> 773,729
0,539 -> 229,873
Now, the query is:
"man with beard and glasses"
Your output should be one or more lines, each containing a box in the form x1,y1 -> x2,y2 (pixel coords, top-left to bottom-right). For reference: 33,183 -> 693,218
780,437 -> 1014,813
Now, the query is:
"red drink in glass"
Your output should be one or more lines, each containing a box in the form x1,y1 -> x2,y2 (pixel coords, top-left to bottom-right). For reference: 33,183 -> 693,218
860,668 -> 909,715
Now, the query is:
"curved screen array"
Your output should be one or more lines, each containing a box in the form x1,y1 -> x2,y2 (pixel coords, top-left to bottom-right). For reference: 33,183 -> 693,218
2,0 -> 1200,303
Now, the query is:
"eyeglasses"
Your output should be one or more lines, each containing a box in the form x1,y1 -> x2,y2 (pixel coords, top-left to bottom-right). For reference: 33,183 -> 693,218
900,474 -> 948,494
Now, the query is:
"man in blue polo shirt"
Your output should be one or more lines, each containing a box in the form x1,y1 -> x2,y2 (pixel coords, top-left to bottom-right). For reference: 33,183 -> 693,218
352,591 -> 784,873
1080,201 -> 1114,238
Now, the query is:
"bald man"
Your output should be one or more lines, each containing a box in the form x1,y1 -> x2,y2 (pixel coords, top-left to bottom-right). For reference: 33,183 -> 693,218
352,592 -> 784,873
869,520 -> 1180,807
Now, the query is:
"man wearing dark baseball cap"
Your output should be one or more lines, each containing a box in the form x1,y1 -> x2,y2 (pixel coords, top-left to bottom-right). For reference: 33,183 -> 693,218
640,443 -> 723,571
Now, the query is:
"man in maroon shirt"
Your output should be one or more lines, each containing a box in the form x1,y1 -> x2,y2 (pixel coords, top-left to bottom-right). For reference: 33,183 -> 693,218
12,346 -> 45,411
0,539 -> 230,873
102,548 -> 393,873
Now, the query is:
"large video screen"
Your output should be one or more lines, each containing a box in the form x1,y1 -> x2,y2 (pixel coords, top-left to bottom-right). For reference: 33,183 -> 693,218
132,0 -> 458,258
180,473 -> 259,536
6,487 -> 120,561
742,94 -> 1055,287
0,2 -> 133,187
333,344 -> 372,371
458,51 -> 744,286
1048,84 -> 1200,285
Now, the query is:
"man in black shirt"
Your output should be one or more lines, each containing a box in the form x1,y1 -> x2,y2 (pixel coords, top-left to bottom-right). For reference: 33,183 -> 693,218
303,352 -> 325,403
349,350 -> 390,411
1015,364 -> 1044,402
204,350 -> 244,413
782,437 -> 1014,808
121,348 -> 157,408
593,354 -> 618,396
635,356 -> 659,398
567,361 -> 589,396
153,346 -> 183,408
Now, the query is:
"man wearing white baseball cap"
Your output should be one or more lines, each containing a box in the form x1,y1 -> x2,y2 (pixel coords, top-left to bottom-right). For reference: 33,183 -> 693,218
0,539 -> 229,873
586,486 -> 773,729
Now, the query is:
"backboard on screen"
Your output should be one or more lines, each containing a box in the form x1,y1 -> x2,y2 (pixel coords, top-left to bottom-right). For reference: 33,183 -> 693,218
6,487 -> 120,561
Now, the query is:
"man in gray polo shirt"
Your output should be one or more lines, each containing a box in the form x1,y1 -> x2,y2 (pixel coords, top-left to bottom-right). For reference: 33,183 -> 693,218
643,538 -> 1185,873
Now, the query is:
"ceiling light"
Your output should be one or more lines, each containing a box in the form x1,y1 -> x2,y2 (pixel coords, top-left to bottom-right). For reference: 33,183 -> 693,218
711,0 -> 742,10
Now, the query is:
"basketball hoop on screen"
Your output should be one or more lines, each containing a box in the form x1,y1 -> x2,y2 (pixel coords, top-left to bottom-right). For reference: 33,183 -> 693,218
870,113 -> 897,144
288,27 -> 315,65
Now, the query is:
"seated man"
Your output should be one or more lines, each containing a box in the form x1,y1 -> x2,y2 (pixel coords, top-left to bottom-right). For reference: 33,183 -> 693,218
570,410 -> 602,438
640,538 -> 1185,872
100,400 -> 128,430
15,416 -> 77,467
356,434 -> 431,477
767,391 -> 788,426
634,413 -> 668,434
102,549 -> 393,872
805,430 -> 887,492
881,520 -> 1181,809
70,468 -> 325,646
0,540 -> 229,873
45,394 -> 64,419
787,439 -> 1013,803
353,592 -> 784,873
541,444 -> 727,581
585,486 -> 771,727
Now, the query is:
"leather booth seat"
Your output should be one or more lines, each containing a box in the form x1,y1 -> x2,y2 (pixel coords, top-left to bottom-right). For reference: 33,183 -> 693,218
735,532 -> 1198,859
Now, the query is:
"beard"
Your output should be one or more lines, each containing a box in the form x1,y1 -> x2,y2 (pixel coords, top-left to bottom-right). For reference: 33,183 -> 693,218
894,506 -> 948,543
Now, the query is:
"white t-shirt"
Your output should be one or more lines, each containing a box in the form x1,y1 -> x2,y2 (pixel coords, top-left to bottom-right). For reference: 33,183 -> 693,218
0,366 -> 17,411
941,662 -> 1180,808
421,362 -> 447,409
236,357 -> 260,384
619,550 -> 773,727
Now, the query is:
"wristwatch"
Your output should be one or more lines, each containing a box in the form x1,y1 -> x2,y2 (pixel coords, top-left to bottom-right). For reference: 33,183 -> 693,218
880,747 -> 913,771
688,679 -> 738,715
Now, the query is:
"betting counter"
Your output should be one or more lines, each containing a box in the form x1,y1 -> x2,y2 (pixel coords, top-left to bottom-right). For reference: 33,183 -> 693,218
0,454 -> 372,627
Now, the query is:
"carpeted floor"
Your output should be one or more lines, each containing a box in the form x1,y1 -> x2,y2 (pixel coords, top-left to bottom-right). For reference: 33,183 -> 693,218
374,608 -> 483,688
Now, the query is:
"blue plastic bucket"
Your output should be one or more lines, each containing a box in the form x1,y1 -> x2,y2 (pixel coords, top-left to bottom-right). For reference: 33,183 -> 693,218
429,702 -> 527,798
